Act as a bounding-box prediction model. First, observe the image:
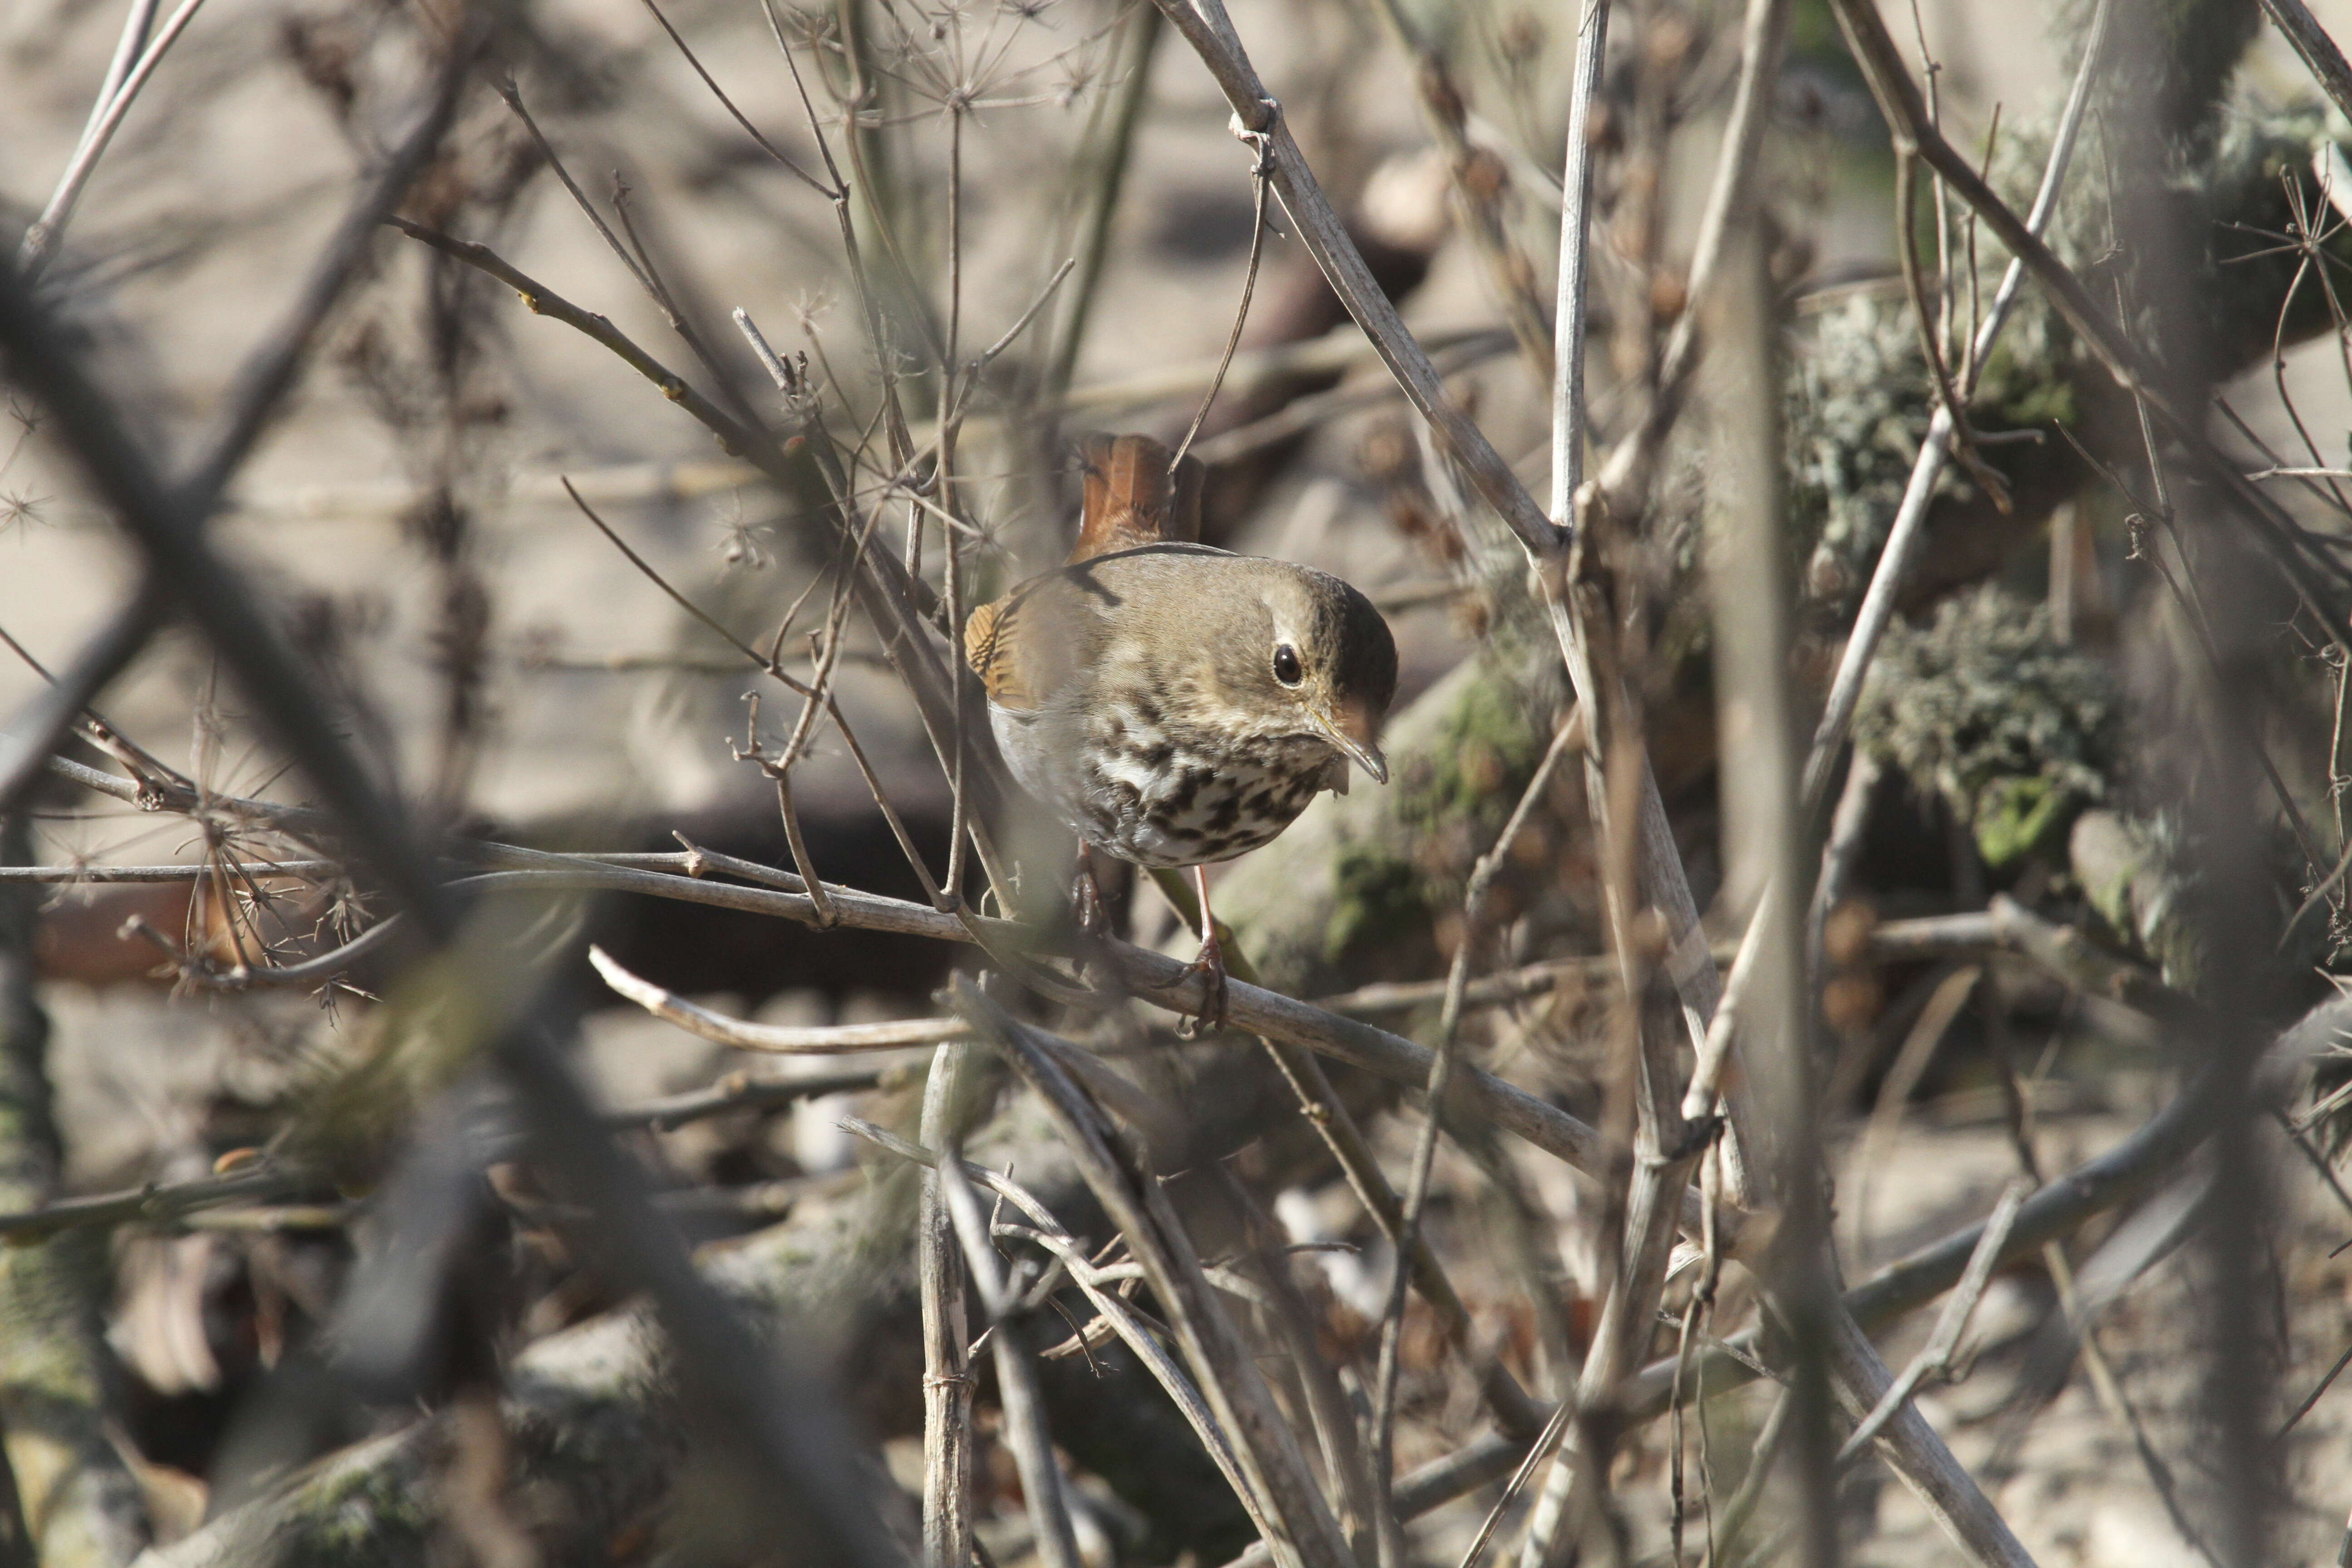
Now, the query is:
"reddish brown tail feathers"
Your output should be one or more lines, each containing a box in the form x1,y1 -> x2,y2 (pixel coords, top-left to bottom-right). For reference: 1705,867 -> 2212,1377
1068,433 -> 1205,563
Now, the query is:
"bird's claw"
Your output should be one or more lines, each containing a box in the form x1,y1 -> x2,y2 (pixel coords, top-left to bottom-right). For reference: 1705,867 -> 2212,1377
1174,928 -> 1230,1039
1071,862 -> 1110,939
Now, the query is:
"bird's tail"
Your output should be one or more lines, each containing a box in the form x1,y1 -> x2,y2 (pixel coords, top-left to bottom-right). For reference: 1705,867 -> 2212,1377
1069,432 -> 1205,562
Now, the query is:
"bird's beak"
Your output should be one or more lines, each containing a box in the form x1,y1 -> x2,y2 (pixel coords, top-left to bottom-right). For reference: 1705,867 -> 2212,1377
1316,702 -> 1389,785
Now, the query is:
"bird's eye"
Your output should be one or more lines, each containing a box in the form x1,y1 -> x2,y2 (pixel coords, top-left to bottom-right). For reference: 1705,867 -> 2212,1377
1272,644 -> 1303,687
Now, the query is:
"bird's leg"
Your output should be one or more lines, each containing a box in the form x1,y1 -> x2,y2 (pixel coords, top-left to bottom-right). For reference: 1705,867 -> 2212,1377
1070,844 -> 1111,938
1174,862 -> 1229,1037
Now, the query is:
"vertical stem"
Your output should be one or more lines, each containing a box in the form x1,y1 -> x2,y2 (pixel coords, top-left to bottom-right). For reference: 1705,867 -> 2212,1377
1044,4 -> 1162,404
1550,0 -> 1612,526
941,422 -> 968,903
940,1154 -> 1086,1568
0,814 -> 151,1564
1374,722 -> 1579,1563
918,1044 -> 976,1568
946,107 -> 964,383
1700,225 -> 1838,1567
2333,647 -> 2352,854
1808,751 -> 1882,979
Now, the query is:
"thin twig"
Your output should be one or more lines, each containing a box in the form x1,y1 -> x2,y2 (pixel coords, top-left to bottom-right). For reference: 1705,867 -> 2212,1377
1823,1308 -> 2039,1567
1798,0 -> 2112,813
939,1145 -> 1083,1568
16,0 -> 210,277
588,945 -> 968,1053
0,587 -> 162,819
632,0 -> 832,196
1252,1027 -> 1548,1441
1836,1179 -> 2029,1464
0,1161 -> 308,1242
1146,0 -> 1558,555
1370,715 -> 1581,1554
605,1063 -> 912,1132
951,978 -> 1353,1568
1548,0 -> 1611,525
392,220 -> 761,456
1892,146 -> 2010,510
2279,1338 -> 2352,1440
1169,132 -> 1273,474
845,1118 -> 1270,1535
2258,0 -> 2352,126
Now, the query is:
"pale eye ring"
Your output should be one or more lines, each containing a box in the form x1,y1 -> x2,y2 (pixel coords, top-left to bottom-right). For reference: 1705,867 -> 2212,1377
1272,644 -> 1303,687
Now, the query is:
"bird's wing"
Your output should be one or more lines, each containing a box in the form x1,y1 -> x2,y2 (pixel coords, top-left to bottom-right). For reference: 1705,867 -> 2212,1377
967,549 -> 1196,713
963,593 -> 1033,710
963,574 -> 1081,713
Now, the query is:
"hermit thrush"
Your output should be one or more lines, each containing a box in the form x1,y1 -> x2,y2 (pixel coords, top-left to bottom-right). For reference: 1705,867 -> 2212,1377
965,433 -> 1398,1022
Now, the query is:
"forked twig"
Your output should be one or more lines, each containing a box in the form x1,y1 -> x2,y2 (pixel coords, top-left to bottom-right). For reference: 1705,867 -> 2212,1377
936,1122 -> 1083,1568
1836,1179 -> 2029,1464
17,0 -> 210,277
588,945 -> 966,1053
951,978 -> 1352,1568
1169,127 -> 1274,474
839,1125 -> 1277,1550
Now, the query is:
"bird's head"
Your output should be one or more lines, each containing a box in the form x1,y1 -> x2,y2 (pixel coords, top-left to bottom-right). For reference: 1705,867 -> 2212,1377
1222,564 -> 1398,784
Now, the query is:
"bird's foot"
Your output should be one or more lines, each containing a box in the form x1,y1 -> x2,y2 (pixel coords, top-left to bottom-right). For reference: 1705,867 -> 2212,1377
1071,859 -> 1111,939
1174,927 -> 1229,1039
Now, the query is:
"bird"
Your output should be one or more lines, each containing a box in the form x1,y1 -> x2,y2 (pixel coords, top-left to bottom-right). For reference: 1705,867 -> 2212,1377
963,432 -> 1398,1026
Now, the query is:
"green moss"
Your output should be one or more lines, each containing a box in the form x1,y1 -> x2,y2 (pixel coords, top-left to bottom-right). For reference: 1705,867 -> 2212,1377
1975,775 -> 2073,867
1784,84 -> 2352,613
1788,292 -> 1966,612
275,1449 -> 436,1566
1396,672 -> 1544,836
1324,846 -> 1425,962
1857,586 -> 2121,867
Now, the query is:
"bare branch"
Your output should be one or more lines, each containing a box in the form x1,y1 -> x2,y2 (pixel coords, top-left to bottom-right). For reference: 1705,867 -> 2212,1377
916,1044 -> 978,1568
1144,0 -> 1562,558
16,0 -> 210,277
1548,0 -> 1610,523
589,944 -> 967,1053
1371,715 -> 1580,1545
937,1136 -> 1082,1568
1837,1179 -> 2030,1464
951,978 -> 1354,1568
607,1062 -> 913,1132
0,585 -> 159,817
2258,0 -> 2352,127
0,152 -> 914,1568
